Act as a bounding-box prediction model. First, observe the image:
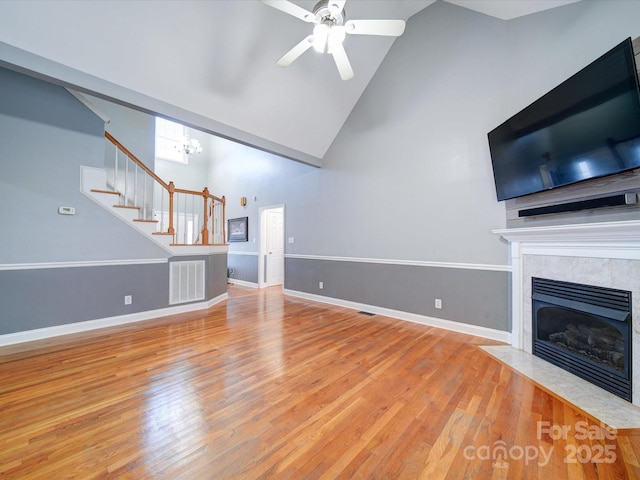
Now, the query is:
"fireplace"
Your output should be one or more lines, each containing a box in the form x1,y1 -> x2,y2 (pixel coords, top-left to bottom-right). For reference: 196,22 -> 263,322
532,277 -> 632,402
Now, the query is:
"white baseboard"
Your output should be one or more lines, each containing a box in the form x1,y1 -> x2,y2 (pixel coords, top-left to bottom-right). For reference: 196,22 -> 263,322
227,279 -> 259,288
0,293 -> 228,347
283,289 -> 511,344
1,288 -> 510,348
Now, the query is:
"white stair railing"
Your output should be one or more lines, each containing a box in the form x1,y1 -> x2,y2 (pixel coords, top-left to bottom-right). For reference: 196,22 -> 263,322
104,132 -> 226,245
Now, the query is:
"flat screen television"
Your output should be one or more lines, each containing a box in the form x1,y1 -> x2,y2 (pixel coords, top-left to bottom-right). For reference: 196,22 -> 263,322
488,38 -> 640,201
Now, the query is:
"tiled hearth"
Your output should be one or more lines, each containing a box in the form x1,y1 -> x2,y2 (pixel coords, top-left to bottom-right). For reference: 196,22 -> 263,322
492,220 -> 640,430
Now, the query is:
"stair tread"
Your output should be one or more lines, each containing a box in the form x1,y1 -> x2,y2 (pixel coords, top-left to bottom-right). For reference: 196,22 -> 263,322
91,189 -> 121,195
152,232 -> 174,236
171,243 -> 227,246
133,219 -> 158,223
113,205 -> 141,210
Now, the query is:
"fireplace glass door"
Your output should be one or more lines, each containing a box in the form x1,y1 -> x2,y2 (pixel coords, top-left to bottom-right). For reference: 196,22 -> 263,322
532,277 -> 632,402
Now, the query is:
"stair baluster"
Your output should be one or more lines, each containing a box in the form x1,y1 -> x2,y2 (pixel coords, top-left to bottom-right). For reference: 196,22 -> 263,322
100,132 -> 225,245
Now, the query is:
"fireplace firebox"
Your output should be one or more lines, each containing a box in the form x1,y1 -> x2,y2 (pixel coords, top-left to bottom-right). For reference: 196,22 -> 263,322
532,277 -> 632,402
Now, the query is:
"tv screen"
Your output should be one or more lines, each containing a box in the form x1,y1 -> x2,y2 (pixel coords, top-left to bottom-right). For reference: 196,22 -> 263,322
488,38 -> 640,201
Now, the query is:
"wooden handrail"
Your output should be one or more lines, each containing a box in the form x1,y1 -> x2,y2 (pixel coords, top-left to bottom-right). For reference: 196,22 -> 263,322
174,187 -> 225,203
105,131 -> 169,190
105,131 -> 227,245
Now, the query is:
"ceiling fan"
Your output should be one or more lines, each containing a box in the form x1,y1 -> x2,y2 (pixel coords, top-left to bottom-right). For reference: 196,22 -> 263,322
261,0 -> 406,80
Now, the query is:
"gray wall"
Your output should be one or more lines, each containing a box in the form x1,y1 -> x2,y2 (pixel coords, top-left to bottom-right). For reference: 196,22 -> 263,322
206,253 -> 228,299
0,263 -> 168,335
85,93 -> 156,171
227,253 -> 259,284
4,1 -> 639,338
0,67 -> 169,264
209,0 -> 640,333
0,68 -> 227,336
305,1 -> 508,266
209,137 -> 317,254
0,254 -> 228,335
502,1 -> 640,123
285,258 -> 510,331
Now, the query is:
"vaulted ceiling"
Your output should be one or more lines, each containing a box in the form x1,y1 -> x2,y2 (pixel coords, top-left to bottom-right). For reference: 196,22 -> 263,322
0,0 -> 580,165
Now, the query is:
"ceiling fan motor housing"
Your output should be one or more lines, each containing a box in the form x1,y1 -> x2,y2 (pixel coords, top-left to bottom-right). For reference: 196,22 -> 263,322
262,0 -> 406,80
313,0 -> 346,25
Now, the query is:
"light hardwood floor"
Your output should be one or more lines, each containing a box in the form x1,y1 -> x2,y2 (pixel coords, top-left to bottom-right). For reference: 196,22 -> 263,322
1,285 -> 640,479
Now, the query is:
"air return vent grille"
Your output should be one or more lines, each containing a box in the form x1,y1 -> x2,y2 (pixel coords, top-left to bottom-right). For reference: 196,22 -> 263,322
169,260 -> 205,305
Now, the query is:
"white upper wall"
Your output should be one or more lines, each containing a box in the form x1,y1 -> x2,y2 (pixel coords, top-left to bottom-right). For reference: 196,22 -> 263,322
214,0 -> 640,268
0,0 -> 584,165
290,0 -> 510,265
310,0 -> 640,265
0,0 -> 427,163
1,0 -> 639,268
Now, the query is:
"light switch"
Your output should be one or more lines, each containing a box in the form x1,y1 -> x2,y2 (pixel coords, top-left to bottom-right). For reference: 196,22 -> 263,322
58,206 -> 75,215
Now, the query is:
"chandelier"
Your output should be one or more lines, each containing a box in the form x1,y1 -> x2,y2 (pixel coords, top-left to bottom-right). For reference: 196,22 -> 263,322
177,136 -> 203,156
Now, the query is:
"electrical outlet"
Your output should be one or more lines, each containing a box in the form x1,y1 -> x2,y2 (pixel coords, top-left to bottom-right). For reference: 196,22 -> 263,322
124,295 -> 132,305
435,298 -> 442,309
319,282 -> 324,289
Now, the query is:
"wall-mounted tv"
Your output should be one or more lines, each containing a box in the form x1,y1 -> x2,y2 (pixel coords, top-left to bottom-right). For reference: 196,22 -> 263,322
488,38 -> 640,202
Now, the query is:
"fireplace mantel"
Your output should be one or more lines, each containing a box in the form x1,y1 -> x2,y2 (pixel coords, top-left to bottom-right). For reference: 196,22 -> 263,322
494,219 -> 640,349
494,219 -> 640,252
493,219 -> 640,408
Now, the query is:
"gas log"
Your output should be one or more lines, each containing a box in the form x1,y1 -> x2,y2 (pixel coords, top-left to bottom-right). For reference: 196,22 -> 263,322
548,323 -> 625,368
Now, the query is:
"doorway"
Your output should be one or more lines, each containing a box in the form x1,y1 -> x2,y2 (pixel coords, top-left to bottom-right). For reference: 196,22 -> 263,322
258,205 -> 284,288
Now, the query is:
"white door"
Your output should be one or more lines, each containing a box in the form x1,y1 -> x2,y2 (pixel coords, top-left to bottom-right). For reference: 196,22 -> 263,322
259,205 -> 285,288
265,208 -> 284,286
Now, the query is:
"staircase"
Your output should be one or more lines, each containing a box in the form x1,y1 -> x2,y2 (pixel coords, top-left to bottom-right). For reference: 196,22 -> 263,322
81,132 -> 227,255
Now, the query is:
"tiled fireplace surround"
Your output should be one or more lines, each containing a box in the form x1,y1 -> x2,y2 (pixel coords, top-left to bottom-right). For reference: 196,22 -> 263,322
490,220 -> 640,429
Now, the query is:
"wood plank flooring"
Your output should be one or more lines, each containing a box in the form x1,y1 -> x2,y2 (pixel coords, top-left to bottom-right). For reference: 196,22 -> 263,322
1,285 -> 640,479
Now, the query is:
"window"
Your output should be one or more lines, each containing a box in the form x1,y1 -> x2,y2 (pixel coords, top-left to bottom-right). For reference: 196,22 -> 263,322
155,117 -> 187,164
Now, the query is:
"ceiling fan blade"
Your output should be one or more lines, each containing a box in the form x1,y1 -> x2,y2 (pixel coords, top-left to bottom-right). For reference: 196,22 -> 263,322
327,0 -> 346,16
261,0 -> 315,22
330,41 -> 354,81
276,35 -> 314,67
326,25 -> 345,55
345,19 -> 406,37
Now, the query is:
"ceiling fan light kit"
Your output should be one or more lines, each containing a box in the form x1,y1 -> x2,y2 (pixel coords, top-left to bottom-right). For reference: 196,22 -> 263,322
261,0 -> 406,80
